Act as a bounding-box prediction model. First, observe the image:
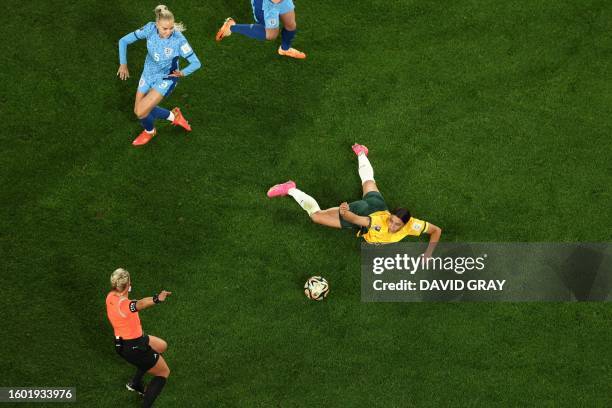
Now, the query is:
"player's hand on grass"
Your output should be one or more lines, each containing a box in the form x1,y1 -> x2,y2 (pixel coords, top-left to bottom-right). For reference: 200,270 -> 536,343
117,64 -> 130,80
168,70 -> 184,78
158,290 -> 172,302
339,202 -> 350,217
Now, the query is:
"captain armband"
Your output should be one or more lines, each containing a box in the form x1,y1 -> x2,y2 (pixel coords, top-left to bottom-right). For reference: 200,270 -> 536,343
129,300 -> 138,313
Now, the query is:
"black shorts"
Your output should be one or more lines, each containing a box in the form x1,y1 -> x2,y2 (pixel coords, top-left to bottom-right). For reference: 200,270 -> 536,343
115,335 -> 159,371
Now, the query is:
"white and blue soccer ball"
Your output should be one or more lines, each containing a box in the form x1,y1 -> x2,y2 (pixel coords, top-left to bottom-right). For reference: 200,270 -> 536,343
304,276 -> 329,301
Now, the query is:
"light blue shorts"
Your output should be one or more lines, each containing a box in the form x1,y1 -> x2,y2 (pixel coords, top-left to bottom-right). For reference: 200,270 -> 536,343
252,0 -> 295,29
137,75 -> 178,97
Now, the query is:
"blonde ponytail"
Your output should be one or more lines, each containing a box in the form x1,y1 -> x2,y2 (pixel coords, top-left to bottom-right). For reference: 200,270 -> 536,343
154,4 -> 185,32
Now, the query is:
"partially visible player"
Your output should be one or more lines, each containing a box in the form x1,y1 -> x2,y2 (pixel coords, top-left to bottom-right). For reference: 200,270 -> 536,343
106,268 -> 172,407
267,144 -> 443,257
216,0 -> 306,59
118,5 -> 201,146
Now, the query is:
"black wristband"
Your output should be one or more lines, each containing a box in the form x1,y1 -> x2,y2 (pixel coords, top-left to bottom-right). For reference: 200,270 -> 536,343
153,293 -> 161,304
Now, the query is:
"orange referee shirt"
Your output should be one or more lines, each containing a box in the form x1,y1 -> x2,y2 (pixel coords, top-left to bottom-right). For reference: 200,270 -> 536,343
106,292 -> 143,340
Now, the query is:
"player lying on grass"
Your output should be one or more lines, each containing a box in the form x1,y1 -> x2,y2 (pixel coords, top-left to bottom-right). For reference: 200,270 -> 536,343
267,144 -> 442,257
117,5 -> 201,146
106,268 -> 172,407
216,0 -> 306,59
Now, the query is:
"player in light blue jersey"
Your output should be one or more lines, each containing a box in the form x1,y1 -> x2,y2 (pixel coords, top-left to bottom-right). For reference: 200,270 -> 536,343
215,0 -> 306,59
117,5 -> 201,146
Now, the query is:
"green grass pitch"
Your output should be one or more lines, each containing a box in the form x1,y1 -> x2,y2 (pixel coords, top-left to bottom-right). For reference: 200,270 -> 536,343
2,0 -> 611,406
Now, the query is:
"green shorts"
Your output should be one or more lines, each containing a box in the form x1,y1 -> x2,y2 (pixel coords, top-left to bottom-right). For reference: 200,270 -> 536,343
340,191 -> 388,229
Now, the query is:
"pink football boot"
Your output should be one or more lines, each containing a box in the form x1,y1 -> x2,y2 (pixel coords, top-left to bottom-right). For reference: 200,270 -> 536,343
267,180 -> 296,198
351,143 -> 369,156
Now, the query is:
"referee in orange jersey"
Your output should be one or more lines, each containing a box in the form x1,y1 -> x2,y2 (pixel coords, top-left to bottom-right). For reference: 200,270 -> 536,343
106,268 -> 172,407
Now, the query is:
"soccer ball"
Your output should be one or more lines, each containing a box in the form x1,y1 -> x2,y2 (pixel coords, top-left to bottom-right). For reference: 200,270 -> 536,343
304,276 -> 329,301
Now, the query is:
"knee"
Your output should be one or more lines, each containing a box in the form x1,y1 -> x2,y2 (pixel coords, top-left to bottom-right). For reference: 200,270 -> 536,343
160,340 -> 168,353
310,211 -> 321,224
156,367 -> 170,379
284,22 -> 296,31
266,30 -> 279,40
134,106 -> 147,119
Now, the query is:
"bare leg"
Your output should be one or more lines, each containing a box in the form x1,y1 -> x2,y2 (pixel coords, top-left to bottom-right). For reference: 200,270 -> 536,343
148,355 -> 170,378
278,11 -> 305,58
310,208 -> 342,229
148,335 -> 168,354
134,89 -> 164,119
144,355 -> 170,407
362,180 -> 379,196
265,28 -> 280,40
280,11 -> 296,31
134,91 -> 145,113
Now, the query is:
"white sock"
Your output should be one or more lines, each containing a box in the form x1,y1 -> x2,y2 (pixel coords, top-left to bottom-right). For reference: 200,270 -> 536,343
358,154 -> 374,183
167,111 -> 175,122
145,128 -> 155,134
288,188 -> 321,216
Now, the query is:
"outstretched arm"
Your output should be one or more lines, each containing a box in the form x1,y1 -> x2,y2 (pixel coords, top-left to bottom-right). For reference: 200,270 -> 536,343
339,202 -> 370,228
117,31 -> 140,80
423,223 -> 442,258
134,290 -> 172,311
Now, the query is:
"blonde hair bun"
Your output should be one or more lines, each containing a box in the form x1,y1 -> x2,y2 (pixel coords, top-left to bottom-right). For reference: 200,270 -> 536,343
110,268 -> 130,291
153,5 -> 185,32
155,5 -> 169,15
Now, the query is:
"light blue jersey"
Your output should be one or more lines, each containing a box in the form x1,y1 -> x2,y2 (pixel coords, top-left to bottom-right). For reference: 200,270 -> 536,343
252,0 -> 295,29
118,22 -> 201,96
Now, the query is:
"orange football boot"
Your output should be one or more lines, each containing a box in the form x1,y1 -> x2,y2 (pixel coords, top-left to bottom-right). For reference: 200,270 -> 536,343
278,47 -> 306,59
216,18 -> 235,41
132,129 -> 157,146
171,107 -> 191,131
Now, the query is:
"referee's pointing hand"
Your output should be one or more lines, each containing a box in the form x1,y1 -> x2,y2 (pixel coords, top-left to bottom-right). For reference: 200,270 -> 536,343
158,290 -> 172,302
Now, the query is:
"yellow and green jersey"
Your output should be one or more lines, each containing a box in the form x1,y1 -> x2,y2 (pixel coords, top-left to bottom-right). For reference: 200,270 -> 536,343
358,211 -> 428,244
